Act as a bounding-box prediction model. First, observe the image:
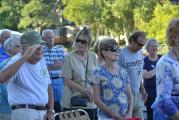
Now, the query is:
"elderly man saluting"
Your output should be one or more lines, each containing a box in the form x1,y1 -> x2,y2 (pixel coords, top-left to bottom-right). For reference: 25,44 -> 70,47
0,31 -> 54,120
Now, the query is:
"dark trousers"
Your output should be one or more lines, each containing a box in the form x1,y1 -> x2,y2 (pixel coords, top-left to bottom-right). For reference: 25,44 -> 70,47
63,107 -> 98,120
145,96 -> 155,120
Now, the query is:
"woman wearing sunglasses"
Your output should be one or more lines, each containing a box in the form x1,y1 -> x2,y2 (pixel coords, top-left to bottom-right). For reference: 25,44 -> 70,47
92,38 -> 133,120
60,26 -> 98,120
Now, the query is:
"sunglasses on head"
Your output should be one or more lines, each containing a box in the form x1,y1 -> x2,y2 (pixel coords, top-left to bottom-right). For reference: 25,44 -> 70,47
76,38 -> 87,44
107,46 -> 119,52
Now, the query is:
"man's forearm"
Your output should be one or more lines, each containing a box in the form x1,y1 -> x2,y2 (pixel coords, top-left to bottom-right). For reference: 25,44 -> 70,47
0,56 -> 27,83
140,79 -> 145,90
47,85 -> 54,110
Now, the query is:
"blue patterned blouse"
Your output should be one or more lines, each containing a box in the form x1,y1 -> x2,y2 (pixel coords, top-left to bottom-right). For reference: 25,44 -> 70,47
152,54 -> 179,119
92,65 -> 130,118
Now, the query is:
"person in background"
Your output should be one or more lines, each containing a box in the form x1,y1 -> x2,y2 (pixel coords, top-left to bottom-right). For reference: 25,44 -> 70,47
143,39 -> 161,120
92,38 -> 133,120
92,36 -> 110,64
0,36 -> 21,120
0,29 -> 11,63
151,19 -> 179,120
0,31 -> 54,120
42,29 -> 65,112
61,26 -> 98,120
118,31 -> 148,120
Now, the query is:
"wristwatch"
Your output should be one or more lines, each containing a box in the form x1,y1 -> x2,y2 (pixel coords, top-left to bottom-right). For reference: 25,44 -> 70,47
47,109 -> 55,114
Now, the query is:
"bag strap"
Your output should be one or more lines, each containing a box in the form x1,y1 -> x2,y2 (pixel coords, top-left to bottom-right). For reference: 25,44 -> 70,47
69,52 -> 89,93
85,53 -> 89,87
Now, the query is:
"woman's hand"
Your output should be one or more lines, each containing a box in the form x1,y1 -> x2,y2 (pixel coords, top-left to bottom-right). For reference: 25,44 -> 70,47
84,87 -> 93,102
111,112 -> 124,120
124,112 -> 132,119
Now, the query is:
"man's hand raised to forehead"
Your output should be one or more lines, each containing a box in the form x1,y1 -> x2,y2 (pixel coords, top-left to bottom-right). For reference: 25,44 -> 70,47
22,44 -> 41,59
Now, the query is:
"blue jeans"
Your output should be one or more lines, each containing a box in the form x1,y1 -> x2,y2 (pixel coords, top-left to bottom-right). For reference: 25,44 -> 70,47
51,78 -> 63,103
0,113 -> 11,120
51,78 -> 63,112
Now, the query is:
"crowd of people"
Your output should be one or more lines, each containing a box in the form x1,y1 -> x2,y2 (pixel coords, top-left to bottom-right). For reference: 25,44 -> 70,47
0,18 -> 179,120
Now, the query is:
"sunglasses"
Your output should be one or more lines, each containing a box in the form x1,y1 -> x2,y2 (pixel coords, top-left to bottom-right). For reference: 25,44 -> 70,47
76,38 -> 87,44
107,46 -> 119,52
135,41 -> 145,47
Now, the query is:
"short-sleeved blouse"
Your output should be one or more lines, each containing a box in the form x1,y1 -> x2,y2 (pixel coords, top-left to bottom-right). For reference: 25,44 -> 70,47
61,50 -> 98,108
152,54 -> 179,119
92,65 -> 130,118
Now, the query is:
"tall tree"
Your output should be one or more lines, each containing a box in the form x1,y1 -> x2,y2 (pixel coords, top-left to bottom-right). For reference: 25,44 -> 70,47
19,0 -> 59,31
137,0 -> 179,54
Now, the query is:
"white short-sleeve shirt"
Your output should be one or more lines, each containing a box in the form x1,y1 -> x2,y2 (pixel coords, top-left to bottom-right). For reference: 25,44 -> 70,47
6,53 -> 51,106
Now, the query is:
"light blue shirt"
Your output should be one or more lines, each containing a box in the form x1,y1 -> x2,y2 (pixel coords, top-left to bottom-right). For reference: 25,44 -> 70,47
0,46 -> 9,63
118,47 -> 143,93
0,58 -> 11,114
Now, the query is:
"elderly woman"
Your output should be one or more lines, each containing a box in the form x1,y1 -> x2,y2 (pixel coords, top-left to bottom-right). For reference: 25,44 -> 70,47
61,26 -> 98,119
92,38 -> 133,120
92,36 -> 111,64
0,36 -> 21,120
143,39 -> 161,120
152,19 -> 179,120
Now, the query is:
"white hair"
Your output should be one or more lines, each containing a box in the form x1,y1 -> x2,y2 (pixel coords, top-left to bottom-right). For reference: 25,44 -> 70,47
42,29 -> 54,38
4,36 -> 20,52
0,29 -> 11,37
145,38 -> 160,52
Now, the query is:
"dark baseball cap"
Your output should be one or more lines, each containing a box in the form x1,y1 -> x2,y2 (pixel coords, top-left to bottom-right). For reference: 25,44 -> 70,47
21,31 -> 45,45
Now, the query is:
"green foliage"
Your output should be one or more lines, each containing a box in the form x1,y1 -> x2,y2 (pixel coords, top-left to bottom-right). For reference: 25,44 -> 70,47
0,0 -> 179,54
63,0 -> 96,24
137,1 -> 179,54
0,0 -> 24,30
19,0 -> 58,30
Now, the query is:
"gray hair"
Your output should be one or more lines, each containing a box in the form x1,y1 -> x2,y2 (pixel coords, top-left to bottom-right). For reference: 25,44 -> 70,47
145,38 -> 159,51
42,29 -> 54,38
4,36 -> 20,51
99,37 -> 118,60
0,29 -> 11,37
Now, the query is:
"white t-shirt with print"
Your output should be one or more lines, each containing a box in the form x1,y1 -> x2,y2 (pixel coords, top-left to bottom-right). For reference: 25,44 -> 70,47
6,53 -> 51,106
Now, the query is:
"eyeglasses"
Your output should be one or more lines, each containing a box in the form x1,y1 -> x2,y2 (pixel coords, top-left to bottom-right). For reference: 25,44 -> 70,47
13,45 -> 21,48
76,38 -> 87,44
47,37 -> 54,40
107,46 -> 119,53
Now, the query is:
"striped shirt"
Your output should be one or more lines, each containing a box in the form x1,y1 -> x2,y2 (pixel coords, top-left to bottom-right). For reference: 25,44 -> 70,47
43,46 -> 65,77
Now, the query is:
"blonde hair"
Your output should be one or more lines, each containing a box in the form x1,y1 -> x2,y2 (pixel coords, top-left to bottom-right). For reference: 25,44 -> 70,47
74,26 -> 92,48
167,19 -> 179,47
